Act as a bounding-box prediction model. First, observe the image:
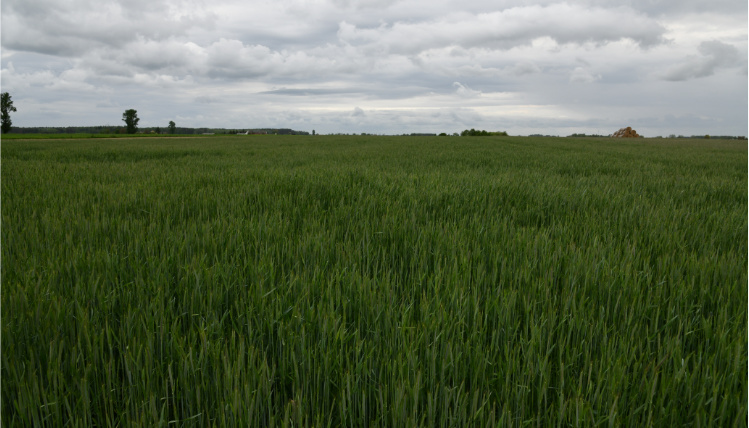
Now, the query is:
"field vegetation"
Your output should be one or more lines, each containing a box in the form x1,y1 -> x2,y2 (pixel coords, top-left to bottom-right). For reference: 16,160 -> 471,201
2,135 -> 746,426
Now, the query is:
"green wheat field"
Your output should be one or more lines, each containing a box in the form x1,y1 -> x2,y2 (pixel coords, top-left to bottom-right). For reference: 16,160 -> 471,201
2,135 -> 747,426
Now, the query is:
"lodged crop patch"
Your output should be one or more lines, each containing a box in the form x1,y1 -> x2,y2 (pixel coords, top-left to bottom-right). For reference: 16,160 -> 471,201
2,135 -> 747,426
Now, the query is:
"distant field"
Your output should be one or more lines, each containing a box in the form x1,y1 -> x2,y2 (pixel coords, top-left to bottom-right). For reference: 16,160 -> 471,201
1,132 -> 193,139
2,135 -> 746,426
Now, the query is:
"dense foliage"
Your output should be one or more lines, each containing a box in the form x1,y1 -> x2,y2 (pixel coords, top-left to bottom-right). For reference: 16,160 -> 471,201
2,135 -> 746,426
1,92 -> 17,134
121,109 -> 140,134
461,129 -> 508,136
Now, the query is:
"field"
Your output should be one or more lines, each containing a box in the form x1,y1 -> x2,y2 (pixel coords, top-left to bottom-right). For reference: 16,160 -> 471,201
2,135 -> 746,426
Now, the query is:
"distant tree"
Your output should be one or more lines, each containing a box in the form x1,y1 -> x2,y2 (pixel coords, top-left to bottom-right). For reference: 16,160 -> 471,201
312,129 -> 316,136
168,120 -> 176,134
1,92 -> 18,134
155,127 -> 161,134
461,129 -> 507,137
122,109 -> 140,134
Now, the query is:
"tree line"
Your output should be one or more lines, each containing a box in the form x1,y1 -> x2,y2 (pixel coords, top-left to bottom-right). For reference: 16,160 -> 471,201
2,103 -> 310,136
460,129 -> 509,137
3,95 -> 743,139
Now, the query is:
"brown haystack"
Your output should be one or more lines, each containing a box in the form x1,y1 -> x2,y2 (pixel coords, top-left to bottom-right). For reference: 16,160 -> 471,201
612,127 -> 641,138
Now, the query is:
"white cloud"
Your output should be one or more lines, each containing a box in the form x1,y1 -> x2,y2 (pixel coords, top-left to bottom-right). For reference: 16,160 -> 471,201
453,82 -> 481,97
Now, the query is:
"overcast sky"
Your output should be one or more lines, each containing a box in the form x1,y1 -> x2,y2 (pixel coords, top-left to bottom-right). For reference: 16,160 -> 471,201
2,0 -> 747,136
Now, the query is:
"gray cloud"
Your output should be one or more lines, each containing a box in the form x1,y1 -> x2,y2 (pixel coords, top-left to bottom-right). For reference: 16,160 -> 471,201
0,0 -> 746,136
337,4 -> 667,55
331,0 -> 400,10
1,0 -> 216,56
569,67 -> 600,83
576,0 -> 747,16
511,62 -> 541,76
259,88 -> 363,96
663,40 -> 744,81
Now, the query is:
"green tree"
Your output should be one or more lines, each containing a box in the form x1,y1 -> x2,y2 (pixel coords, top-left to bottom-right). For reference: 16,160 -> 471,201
1,92 -> 18,134
122,109 -> 140,134
168,121 -> 176,134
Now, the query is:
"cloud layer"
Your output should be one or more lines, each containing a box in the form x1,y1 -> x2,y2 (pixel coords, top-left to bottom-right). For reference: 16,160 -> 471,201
1,0 -> 746,136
